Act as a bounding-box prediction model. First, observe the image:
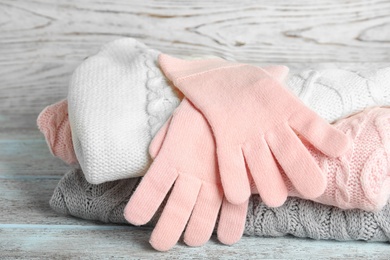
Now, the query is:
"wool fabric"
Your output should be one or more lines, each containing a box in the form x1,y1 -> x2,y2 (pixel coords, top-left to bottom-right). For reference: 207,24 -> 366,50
38,38 -> 390,184
288,67 -> 390,122
38,66 -> 390,172
159,54 -> 349,205
50,168 -> 390,242
124,99 -> 247,251
49,107 -> 390,251
260,107 -> 390,212
123,106 -> 390,251
49,107 -> 390,211
37,99 -> 77,165
67,38 -> 180,184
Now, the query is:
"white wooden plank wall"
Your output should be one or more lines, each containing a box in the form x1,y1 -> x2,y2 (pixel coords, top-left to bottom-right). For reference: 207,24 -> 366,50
1,0 -> 390,258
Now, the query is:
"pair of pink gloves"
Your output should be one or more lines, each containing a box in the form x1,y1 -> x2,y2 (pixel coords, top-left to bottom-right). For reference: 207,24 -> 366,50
124,55 -> 350,250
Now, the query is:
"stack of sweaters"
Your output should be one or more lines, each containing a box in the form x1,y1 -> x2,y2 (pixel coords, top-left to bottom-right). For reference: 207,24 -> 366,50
37,38 -> 390,251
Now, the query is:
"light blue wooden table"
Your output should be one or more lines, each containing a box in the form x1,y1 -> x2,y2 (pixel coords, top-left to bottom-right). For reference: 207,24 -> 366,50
1,0 -> 389,258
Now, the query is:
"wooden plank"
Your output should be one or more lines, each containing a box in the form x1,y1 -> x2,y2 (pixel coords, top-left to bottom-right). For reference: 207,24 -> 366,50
0,177 -> 80,225
1,0 -> 390,134
0,138 -> 69,176
1,0 -> 390,258
0,176 -> 388,257
0,177 -> 389,258
0,226 -> 388,259
1,0 -> 390,129
1,0 -> 390,64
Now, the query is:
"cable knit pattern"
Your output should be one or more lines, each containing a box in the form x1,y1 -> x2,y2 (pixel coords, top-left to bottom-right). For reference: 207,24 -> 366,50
317,108 -> 390,211
144,52 -> 180,137
246,196 -> 390,241
50,168 -> 140,223
249,107 -> 390,211
50,169 -> 390,242
288,67 -> 390,123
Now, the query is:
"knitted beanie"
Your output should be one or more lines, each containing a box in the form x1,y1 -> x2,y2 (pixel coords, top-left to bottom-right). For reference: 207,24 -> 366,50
50,168 -> 390,242
67,38 -> 180,184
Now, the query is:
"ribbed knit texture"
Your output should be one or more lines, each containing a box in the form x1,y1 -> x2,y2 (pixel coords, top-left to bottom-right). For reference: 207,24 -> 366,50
50,168 -> 390,242
67,38 -> 179,184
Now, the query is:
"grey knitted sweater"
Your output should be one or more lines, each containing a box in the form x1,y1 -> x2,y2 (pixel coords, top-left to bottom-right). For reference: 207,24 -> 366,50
50,169 -> 390,242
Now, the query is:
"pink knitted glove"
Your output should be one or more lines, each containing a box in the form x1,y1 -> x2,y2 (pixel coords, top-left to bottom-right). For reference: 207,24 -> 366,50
159,54 -> 350,206
124,99 -> 248,251
149,113 -> 248,247
37,99 -> 77,165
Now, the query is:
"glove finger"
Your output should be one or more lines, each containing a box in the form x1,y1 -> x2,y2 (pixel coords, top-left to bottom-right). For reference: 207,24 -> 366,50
242,136 -> 287,207
266,122 -> 326,199
150,174 -> 202,251
218,144 -> 251,205
184,183 -> 223,247
149,116 -> 172,159
289,106 -> 350,157
124,157 -> 178,226
217,198 -> 248,245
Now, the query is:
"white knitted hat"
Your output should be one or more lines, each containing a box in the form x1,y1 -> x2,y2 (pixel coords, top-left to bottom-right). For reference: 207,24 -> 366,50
68,38 -> 180,184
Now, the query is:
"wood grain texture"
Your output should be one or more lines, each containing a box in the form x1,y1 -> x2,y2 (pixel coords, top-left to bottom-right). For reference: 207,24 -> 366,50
2,0 -> 390,64
1,227 -> 389,259
0,139 -> 68,176
1,0 -> 390,258
1,0 -> 390,124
